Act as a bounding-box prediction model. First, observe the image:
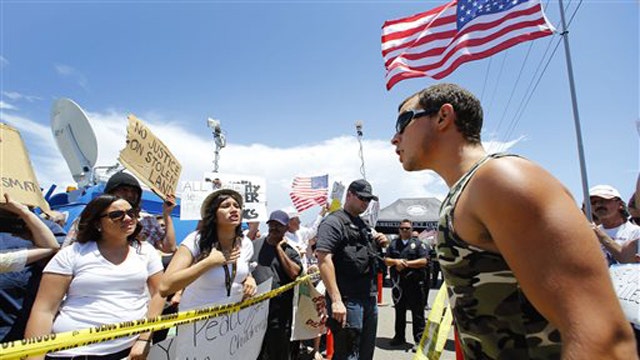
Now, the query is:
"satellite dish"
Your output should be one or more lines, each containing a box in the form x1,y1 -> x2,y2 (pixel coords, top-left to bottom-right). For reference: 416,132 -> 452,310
50,98 -> 98,187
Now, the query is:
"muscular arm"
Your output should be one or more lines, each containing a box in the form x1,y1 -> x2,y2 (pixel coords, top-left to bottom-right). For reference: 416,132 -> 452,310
318,251 -> 341,303
466,158 -> 636,359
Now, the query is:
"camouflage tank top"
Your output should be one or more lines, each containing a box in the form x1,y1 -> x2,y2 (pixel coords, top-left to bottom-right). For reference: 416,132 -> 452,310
437,153 -> 562,359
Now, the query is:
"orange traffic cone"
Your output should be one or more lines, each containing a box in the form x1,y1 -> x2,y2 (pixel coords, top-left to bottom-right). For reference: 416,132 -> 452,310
326,328 -> 334,359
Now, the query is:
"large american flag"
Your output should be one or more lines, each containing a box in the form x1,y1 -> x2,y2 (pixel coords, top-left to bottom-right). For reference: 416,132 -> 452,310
382,0 -> 555,90
289,175 -> 329,213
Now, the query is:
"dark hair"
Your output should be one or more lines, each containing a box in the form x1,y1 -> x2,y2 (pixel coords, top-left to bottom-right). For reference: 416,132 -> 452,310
400,83 -> 483,144
76,194 -> 141,244
197,194 -> 243,260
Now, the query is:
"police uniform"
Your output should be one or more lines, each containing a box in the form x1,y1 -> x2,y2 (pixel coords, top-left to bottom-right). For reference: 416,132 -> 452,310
387,236 -> 428,344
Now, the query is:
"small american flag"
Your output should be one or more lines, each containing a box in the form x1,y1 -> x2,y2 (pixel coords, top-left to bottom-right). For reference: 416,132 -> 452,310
382,0 -> 555,89
289,175 -> 329,213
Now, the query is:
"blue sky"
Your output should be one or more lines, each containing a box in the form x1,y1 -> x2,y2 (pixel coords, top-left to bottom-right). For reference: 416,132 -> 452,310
1,0 -> 638,224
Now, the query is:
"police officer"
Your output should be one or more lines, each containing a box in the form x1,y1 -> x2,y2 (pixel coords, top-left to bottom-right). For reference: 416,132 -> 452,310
384,219 -> 428,348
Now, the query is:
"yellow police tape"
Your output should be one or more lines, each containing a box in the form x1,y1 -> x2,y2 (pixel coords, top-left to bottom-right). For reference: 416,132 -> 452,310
413,283 -> 453,360
0,274 -> 312,360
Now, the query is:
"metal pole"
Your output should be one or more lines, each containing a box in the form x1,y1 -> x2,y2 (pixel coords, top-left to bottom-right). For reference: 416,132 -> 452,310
558,0 -> 592,221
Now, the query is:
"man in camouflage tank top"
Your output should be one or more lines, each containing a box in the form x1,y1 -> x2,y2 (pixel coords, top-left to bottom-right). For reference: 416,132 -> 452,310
389,83 -> 636,359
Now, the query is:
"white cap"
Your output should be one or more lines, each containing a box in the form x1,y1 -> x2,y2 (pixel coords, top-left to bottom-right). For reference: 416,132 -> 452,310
283,206 -> 300,219
589,184 -> 622,200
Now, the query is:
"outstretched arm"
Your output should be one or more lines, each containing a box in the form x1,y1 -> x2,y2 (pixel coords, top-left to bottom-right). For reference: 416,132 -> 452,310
468,158 -> 636,359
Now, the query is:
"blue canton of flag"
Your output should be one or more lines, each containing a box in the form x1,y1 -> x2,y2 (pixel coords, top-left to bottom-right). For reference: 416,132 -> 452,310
457,0 -> 528,29
311,175 -> 329,189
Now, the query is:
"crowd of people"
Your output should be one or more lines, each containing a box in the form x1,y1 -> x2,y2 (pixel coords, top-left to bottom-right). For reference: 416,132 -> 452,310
1,83 -> 639,360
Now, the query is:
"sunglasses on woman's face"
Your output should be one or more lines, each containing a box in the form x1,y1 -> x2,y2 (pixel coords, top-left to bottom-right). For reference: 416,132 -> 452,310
100,208 -> 137,222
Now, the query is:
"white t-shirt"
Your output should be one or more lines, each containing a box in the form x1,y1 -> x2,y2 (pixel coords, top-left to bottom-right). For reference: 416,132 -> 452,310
601,221 -> 640,263
179,232 -> 253,310
44,241 -> 163,357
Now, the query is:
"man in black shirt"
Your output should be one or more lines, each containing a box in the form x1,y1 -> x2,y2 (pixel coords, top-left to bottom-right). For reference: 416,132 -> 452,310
316,179 -> 387,360
252,210 -> 302,360
384,220 -> 428,349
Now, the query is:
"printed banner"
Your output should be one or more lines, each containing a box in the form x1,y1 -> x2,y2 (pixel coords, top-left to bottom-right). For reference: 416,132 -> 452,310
610,264 -> 640,325
179,180 -> 246,221
202,173 -> 267,222
118,115 -> 182,200
291,279 -> 326,341
170,279 -> 272,360
0,124 -> 50,211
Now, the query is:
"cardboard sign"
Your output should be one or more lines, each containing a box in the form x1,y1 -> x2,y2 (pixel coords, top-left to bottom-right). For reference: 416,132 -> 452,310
201,173 -> 268,222
328,181 -> 345,213
179,180 -> 246,221
0,124 -> 50,211
118,115 -> 182,200
610,264 -> 640,325
150,279 -> 272,360
291,279 -> 326,341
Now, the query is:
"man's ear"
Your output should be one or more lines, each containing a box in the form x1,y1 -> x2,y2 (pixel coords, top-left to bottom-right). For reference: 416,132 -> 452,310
436,103 -> 455,128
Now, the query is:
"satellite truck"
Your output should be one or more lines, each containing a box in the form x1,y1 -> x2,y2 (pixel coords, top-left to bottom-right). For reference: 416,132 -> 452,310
47,98 -> 198,242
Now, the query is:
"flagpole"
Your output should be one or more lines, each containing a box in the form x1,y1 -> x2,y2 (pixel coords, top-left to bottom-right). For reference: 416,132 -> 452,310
558,0 -> 592,221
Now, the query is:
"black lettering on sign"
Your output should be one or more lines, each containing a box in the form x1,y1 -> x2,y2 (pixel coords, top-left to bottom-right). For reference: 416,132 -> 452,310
133,121 -> 148,140
128,139 -> 145,157
1,177 -> 38,193
244,184 -> 260,203
243,209 -> 259,220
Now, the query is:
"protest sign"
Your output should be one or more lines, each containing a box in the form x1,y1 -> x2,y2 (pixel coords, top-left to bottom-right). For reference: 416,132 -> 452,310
118,115 -> 182,200
161,279 -> 272,360
291,278 -> 326,341
0,124 -> 50,211
179,180 -> 246,220
328,181 -> 345,213
610,264 -> 640,325
202,173 -> 267,222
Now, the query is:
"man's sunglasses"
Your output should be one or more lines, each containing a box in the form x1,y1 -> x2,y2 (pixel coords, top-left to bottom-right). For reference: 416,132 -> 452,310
100,208 -> 138,221
356,194 -> 372,203
399,227 -> 412,231
395,108 -> 438,134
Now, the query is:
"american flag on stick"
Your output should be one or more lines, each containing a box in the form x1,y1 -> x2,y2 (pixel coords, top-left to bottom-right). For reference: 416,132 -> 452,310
382,0 -> 555,89
289,175 -> 329,213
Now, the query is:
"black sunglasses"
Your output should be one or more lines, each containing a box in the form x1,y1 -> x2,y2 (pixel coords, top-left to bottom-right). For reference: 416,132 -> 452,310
356,194 -> 372,202
395,108 -> 438,134
399,227 -> 412,231
100,208 -> 137,222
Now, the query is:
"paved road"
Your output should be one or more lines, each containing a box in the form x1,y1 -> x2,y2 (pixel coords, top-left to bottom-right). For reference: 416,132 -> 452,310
372,286 -> 456,360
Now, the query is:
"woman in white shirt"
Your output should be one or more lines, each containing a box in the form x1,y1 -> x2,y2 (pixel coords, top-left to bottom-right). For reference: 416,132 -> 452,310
159,189 -> 257,310
25,195 -> 165,360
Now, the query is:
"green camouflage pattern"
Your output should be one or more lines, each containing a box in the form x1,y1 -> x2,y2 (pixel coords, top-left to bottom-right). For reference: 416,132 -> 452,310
437,153 -> 562,359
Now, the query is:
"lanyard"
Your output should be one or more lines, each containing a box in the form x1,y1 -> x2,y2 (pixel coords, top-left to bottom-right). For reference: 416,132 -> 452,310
219,238 -> 238,297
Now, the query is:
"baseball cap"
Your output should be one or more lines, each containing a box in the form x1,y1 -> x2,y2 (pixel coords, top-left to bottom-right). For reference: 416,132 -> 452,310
200,189 -> 244,218
267,210 -> 289,226
348,179 -> 378,201
589,185 -> 622,200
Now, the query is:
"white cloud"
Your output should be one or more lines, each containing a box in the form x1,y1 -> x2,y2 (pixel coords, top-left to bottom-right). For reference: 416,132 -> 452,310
55,64 -> 88,90
0,56 -> 8,67
0,101 -> 17,110
2,91 -> 42,102
9,108 -> 518,225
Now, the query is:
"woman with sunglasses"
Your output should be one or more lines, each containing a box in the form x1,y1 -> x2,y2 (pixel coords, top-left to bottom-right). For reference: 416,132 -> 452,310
25,195 -> 165,360
159,189 -> 257,311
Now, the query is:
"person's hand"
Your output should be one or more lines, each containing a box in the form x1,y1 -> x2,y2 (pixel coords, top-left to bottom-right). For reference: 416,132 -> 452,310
307,264 -> 319,274
242,276 -> 257,299
162,194 -> 177,216
374,232 -> 389,247
331,300 -> 347,327
206,245 -> 240,267
169,291 -> 182,307
129,338 -> 151,359
394,259 -> 407,271
0,193 -> 30,216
